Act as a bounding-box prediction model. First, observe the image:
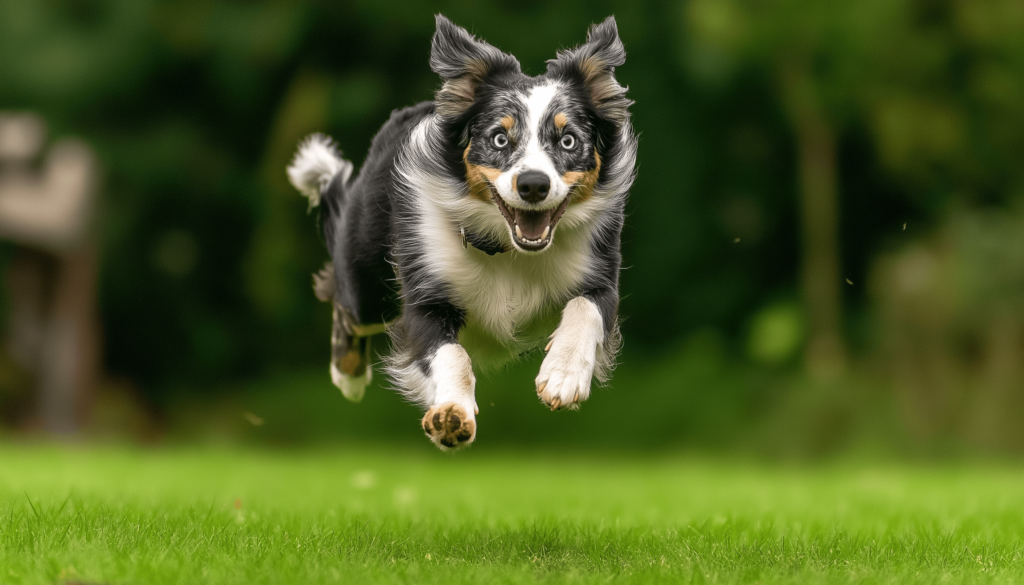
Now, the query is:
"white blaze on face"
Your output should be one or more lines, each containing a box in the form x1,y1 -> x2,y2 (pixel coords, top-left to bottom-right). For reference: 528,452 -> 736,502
493,82 -> 568,208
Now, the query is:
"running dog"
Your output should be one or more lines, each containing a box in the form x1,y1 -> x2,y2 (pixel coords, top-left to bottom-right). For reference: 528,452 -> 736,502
287,14 -> 636,450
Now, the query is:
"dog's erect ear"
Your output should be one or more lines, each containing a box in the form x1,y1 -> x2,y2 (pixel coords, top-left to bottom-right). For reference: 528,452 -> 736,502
430,15 -> 520,118
547,16 -> 631,123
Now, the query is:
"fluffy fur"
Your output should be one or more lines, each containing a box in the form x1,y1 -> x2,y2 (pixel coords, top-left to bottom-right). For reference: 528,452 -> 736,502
288,134 -> 353,207
287,15 -> 637,451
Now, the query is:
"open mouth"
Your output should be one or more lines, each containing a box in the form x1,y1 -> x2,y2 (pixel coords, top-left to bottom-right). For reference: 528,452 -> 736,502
492,194 -> 570,252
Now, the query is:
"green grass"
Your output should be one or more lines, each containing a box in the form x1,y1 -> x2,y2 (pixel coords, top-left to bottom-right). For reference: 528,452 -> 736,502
1,446 -> 1023,584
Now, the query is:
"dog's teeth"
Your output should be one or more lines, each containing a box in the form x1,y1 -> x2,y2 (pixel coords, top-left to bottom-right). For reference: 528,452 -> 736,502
542,226 -> 550,240
515,224 -> 522,239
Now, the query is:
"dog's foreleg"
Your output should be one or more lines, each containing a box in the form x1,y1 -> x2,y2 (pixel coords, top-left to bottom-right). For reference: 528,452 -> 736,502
389,302 -> 478,451
417,343 -> 477,450
536,294 -> 618,410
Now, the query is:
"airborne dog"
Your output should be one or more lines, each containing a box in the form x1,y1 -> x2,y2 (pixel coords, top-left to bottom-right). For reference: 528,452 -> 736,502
287,15 -> 636,451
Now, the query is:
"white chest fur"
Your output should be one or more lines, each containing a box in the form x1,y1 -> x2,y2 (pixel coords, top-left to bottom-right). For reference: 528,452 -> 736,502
410,192 -> 592,366
457,232 -> 592,355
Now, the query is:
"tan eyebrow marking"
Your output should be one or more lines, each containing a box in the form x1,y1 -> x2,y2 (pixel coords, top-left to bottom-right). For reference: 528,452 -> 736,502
553,112 -> 568,130
464,142 -> 500,202
561,150 -> 602,203
500,116 -> 514,131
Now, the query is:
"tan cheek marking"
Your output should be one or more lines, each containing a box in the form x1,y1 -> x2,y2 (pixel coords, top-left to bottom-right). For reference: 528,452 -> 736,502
464,141 -> 500,202
554,112 -> 568,130
500,116 -> 514,131
562,150 -> 602,203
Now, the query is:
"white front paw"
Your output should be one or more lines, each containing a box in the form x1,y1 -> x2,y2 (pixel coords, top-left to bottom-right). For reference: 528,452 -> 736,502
536,331 -> 598,410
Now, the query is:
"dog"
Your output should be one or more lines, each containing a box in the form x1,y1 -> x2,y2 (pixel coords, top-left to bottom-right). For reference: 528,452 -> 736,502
287,14 -> 636,451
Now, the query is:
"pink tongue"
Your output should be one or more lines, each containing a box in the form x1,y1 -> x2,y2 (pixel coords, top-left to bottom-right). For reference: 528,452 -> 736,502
515,209 -> 551,239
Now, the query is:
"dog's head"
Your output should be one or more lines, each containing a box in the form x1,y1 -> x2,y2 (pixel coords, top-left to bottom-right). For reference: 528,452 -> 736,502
430,15 -> 633,253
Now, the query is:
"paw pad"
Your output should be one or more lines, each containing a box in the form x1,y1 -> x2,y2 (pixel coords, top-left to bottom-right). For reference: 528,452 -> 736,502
421,403 -> 475,451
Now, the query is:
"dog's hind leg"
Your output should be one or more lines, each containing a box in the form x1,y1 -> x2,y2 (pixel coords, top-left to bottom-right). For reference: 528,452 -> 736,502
313,264 -> 376,402
291,134 -> 396,402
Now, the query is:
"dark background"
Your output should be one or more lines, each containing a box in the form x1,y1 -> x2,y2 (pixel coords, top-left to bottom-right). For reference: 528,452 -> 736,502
2,0 -> 1023,455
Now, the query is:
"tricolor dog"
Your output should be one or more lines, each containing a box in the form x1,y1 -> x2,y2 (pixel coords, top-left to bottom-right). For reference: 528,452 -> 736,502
287,15 -> 636,450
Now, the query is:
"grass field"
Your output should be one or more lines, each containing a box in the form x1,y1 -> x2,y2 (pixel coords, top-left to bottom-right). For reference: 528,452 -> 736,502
1,446 -> 1023,584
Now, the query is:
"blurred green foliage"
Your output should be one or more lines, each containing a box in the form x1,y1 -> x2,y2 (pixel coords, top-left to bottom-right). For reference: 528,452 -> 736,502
2,0 -> 1024,451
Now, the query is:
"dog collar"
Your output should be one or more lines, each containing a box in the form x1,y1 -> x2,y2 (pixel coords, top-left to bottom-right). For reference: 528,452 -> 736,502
460,227 -> 508,255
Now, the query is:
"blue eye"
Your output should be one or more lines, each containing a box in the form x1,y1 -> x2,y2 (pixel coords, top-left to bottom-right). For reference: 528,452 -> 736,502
560,134 -> 576,150
492,133 -> 509,149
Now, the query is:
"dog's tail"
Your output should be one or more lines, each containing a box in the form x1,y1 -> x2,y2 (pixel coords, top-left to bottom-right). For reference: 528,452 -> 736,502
286,133 -> 353,208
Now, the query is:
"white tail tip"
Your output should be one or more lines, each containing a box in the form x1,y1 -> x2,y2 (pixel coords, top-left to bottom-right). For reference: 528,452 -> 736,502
287,134 -> 352,207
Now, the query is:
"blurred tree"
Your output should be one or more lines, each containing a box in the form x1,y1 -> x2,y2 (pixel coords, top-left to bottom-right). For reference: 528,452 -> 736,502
680,0 -> 1017,379
866,0 -> 1024,453
684,0 -> 904,378
683,0 -> 1024,450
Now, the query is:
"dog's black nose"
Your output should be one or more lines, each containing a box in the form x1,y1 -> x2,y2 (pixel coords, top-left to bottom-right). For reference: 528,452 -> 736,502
516,171 -> 550,203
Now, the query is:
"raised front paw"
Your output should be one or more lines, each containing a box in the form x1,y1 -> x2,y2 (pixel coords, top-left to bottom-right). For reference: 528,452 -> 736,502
535,333 -> 597,411
421,402 -> 476,451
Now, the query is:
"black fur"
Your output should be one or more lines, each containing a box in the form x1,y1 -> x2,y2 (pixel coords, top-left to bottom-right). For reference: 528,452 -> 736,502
319,102 -> 435,325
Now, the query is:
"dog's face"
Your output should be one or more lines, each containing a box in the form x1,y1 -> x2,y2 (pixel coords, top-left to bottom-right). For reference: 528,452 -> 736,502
461,84 -> 602,251
430,15 -> 632,253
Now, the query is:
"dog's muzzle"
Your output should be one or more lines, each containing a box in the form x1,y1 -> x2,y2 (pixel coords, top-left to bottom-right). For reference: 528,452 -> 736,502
493,174 -> 570,252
